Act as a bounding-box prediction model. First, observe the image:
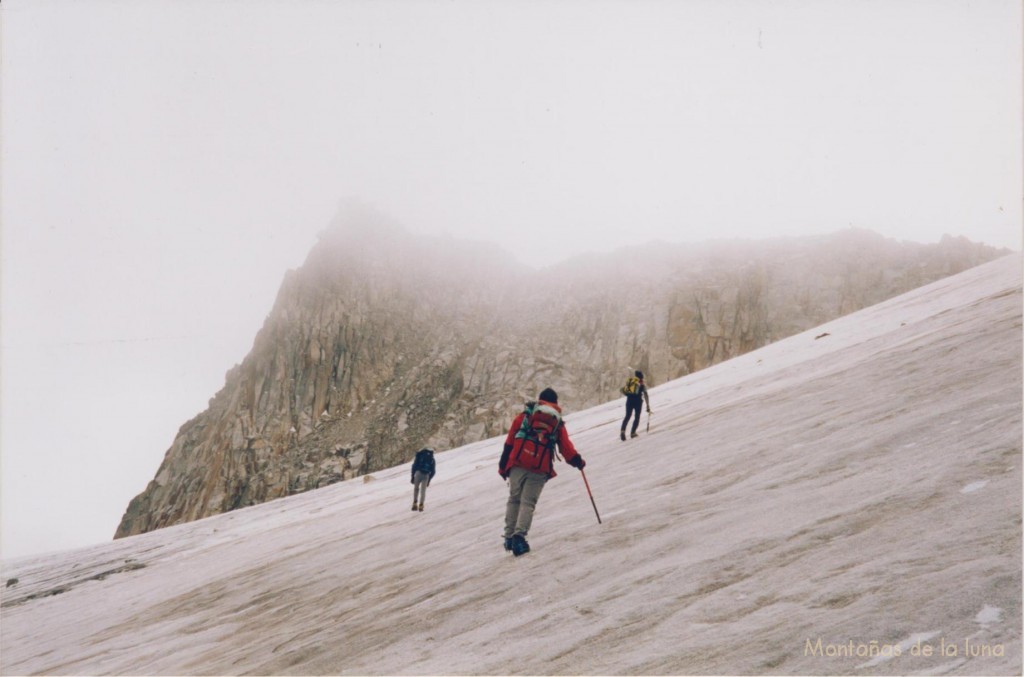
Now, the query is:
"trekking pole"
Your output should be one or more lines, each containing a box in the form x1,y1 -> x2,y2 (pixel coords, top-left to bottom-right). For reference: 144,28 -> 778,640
580,469 -> 602,524
646,409 -> 651,433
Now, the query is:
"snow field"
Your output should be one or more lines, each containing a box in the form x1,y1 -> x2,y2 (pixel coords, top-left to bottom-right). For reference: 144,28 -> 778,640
2,255 -> 1020,675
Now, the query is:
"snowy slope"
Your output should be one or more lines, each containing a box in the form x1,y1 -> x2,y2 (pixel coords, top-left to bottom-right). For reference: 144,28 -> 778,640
2,255 -> 1021,676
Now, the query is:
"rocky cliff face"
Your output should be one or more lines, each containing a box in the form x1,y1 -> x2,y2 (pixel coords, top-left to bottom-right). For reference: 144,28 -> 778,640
115,211 -> 1007,537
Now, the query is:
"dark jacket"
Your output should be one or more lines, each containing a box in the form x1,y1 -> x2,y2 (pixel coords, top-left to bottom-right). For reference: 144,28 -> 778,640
411,448 -> 436,482
625,382 -> 650,409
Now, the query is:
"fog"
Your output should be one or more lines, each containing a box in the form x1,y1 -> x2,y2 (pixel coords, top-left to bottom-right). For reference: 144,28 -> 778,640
1,0 -> 1021,559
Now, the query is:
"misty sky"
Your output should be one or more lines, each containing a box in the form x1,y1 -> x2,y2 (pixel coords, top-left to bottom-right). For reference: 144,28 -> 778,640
1,0 -> 1021,560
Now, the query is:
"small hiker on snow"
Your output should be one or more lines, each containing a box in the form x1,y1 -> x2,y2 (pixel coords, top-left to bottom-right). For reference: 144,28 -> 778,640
620,370 -> 652,440
498,387 -> 586,556
410,447 -> 435,511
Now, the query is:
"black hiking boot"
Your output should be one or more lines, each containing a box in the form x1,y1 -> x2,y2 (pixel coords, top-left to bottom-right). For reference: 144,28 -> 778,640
511,534 -> 530,557
631,431 -> 639,439
620,430 -> 626,441
503,537 -> 515,552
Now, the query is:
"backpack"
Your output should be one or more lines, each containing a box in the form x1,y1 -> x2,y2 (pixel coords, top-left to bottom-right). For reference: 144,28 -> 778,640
513,401 -> 562,470
413,449 -> 434,474
621,376 -> 641,396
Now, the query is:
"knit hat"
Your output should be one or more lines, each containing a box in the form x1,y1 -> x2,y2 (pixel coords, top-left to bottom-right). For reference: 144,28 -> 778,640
538,387 -> 558,404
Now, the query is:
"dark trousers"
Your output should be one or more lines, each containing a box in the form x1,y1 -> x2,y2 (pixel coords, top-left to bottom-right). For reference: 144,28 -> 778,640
621,397 -> 643,433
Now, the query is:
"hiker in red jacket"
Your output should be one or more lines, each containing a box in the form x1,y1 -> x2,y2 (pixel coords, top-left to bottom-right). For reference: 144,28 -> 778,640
498,387 -> 585,556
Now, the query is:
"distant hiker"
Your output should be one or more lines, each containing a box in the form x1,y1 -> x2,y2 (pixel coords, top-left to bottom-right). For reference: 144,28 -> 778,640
410,447 -> 435,511
498,387 -> 586,556
619,370 -> 652,440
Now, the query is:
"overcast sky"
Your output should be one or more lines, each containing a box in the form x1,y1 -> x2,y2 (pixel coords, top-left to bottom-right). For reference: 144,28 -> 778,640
1,0 -> 1021,560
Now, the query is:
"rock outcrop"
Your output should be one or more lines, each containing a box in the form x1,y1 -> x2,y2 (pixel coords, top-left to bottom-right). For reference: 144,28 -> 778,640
115,209 -> 1007,537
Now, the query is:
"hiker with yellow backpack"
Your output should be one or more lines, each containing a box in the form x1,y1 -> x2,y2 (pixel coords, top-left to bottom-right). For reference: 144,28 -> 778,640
620,370 -> 652,441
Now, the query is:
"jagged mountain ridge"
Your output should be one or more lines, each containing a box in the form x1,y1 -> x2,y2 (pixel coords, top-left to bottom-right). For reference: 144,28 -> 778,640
115,212 -> 1008,537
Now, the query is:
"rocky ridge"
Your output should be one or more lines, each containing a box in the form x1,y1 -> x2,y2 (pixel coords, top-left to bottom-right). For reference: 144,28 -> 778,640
115,210 -> 1007,537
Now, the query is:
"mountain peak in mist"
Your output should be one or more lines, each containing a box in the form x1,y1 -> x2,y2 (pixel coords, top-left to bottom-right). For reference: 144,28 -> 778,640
114,224 -> 1009,538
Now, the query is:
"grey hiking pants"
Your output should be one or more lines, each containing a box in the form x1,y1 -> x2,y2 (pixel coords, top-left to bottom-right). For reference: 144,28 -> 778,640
413,471 -> 430,505
503,466 -> 548,538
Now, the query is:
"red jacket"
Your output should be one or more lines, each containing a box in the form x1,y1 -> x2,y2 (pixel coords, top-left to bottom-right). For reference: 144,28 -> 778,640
498,400 -> 580,478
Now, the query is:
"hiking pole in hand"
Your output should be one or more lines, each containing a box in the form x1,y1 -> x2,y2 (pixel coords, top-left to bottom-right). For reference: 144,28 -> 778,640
646,409 -> 651,433
580,469 -> 602,524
